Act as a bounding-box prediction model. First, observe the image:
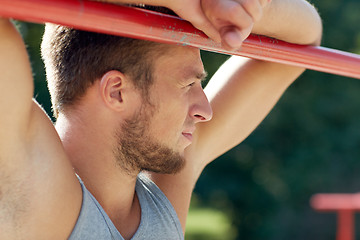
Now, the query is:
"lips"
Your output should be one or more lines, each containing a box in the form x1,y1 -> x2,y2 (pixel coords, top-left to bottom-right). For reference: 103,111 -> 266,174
182,132 -> 193,142
182,127 -> 195,142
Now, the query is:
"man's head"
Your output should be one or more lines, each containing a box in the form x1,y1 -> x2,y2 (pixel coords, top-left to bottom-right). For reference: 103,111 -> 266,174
41,8 -> 212,176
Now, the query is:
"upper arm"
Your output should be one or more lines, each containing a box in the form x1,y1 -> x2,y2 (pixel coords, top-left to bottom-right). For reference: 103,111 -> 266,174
0,19 -> 82,239
0,19 -> 34,136
197,57 -> 305,163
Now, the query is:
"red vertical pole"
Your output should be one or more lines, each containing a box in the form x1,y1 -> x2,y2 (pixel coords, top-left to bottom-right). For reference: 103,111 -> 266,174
336,210 -> 354,240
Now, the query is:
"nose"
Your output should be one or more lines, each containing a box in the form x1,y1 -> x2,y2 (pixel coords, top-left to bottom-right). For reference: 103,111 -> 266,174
190,87 -> 213,123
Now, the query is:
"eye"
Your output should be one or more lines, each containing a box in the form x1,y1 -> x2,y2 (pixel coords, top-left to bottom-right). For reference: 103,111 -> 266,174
182,80 -> 198,90
187,82 -> 195,87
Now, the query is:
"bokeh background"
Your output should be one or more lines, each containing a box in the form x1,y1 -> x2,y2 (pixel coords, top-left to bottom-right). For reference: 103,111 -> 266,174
15,0 -> 360,239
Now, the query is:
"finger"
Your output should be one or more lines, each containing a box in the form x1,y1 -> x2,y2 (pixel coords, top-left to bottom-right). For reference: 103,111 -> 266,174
188,12 -> 222,42
220,23 -> 253,50
238,24 -> 253,42
239,0 -> 263,22
220,27 -> 241,50
220,27 -> 243,50
166,0 -> 222,42
218,2 -> 254,33
211,2 -> 254,49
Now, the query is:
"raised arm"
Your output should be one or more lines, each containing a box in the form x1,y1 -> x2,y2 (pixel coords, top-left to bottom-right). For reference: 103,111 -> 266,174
0,18 -> 81,239
198,0 -> 322,165
0,19 -> 34,134
252,0 -> 322,45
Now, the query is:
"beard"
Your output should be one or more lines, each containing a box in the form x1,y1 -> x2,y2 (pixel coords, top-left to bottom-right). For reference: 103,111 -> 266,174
114,104 -> 185,176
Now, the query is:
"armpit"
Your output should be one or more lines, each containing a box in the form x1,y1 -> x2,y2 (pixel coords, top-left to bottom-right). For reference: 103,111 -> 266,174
0,165 -> 31,239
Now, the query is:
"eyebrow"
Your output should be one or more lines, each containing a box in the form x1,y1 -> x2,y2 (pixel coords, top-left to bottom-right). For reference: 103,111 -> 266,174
183,69 -> 208,82
197,71 -> 208,82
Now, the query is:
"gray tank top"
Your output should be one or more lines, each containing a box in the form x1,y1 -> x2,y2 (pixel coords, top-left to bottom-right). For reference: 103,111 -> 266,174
68,173 -> 184,240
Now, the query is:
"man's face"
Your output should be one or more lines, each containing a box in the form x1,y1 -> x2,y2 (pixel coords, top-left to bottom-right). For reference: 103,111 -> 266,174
115,45 -> 212,175
147,46 -> 213,152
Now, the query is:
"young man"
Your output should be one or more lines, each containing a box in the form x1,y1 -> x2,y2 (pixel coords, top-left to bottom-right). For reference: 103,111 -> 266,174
0,0 -> 322,239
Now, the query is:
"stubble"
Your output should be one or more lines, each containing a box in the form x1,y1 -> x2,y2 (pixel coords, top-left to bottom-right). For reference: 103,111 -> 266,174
114,104 -> 185,176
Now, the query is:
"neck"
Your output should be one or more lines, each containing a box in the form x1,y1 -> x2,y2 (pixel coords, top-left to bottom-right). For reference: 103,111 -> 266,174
56,113 -> 141,239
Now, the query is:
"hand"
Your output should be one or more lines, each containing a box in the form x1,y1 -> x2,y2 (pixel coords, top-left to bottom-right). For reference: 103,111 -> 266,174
163,0 -> 222,43
201,0 -> 271,50
96,0 -> 270,50
95,0 -> 222,42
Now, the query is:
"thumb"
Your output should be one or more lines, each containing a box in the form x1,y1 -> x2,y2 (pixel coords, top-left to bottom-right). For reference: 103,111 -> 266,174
177,10 -> 221,42
220,27 -> 243,50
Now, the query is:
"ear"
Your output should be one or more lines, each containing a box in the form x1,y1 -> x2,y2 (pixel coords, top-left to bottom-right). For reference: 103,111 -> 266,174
99,70 -> 134,112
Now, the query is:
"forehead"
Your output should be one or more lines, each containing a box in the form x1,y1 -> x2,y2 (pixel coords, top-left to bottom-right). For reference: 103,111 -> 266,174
153,45 -> 204,80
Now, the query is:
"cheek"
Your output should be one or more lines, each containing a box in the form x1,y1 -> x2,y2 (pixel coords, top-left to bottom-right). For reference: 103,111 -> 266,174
158,106 -> 187,134
150,100 -> 189,142
147,83 -> 190,145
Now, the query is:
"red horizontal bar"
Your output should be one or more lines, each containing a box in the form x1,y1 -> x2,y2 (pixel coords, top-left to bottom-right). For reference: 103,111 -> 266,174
311,193 -> 360,211
1,0 -> 360,79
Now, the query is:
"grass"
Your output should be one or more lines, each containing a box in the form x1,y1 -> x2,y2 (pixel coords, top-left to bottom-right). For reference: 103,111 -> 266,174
185,206 -> 237,240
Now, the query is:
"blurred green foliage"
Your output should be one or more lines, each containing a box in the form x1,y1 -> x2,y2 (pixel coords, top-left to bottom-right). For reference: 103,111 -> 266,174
17,0 -> 360,239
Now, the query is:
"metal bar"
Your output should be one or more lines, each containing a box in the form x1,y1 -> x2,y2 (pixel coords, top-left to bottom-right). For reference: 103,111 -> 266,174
1,0 -> 360,79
